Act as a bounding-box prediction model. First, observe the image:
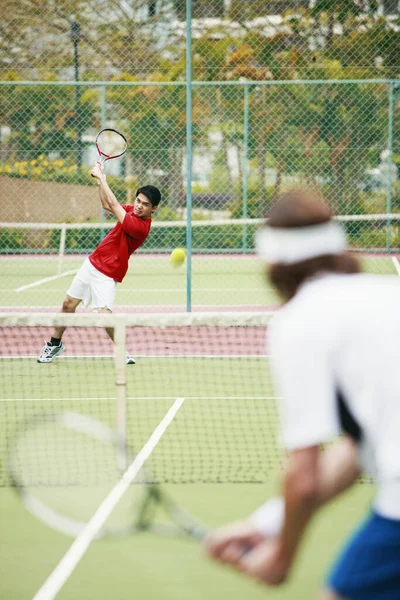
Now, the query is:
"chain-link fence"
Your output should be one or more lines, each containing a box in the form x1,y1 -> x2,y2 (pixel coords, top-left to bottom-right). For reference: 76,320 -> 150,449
1,1 -> 400,310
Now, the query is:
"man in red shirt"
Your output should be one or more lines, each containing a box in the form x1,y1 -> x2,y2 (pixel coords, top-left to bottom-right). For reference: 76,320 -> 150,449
37,161 -> 161,365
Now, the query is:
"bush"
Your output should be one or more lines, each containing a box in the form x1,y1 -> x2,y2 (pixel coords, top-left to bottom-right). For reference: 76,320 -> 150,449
0,221 -> 265,254
0,157 -> 84,184
391,182 -> 400,209
0,157 -> 131,199
50,228 -> 106,253
0,228 -> 28,251
230,187 -> 275,219
154,206 -> 180,221
347,223 -> 400,250
143,222 -> 259,252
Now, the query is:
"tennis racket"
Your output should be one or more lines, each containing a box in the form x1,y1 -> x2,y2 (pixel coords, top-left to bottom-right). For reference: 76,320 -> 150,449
95,128 -> 127,164
92,128 -> 128,182
7,411 -> 207,541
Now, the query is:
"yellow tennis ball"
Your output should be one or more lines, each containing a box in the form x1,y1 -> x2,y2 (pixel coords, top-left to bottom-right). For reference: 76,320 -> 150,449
170,248 -> 186,268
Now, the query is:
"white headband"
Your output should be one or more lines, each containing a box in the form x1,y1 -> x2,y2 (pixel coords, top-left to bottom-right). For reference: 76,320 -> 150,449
256,220 -> 347,265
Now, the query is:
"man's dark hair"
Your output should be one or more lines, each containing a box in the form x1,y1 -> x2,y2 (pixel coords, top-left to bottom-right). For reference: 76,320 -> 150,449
136,185 -> 161,207
266,187 -> 361,301
268,187 -> 332,228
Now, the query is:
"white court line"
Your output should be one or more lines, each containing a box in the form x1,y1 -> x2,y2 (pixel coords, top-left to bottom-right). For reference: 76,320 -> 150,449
9,287 -> 273,293
0,304 -> 276,310
392,256 -> 400,276
119,288 -> 271,293
2,354 -> 271,359
15,270 -> 78,292
0,396 -> 276,402
33,397 -> 184,600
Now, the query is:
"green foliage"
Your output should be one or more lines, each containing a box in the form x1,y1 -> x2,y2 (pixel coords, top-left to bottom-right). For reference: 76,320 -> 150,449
208,151 -> 232,192
230,188 -> 275,219
347,223 -> 400,250
154,206 -> 181,221
0,158 -> 130,201
1,80 -> 98,163
392,182 -> 400,209
0,229 -> 28,251
0,156 -> 86,183
143,223 -> 259,252
1,2 -> 399,215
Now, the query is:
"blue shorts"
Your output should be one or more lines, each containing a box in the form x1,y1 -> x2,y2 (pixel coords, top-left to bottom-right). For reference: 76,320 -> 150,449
327,511 -> 400,600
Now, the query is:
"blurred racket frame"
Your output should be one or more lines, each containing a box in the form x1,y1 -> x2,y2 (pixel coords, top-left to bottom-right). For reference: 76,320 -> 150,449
6,411 -> 207,542
95,128 -> 128,164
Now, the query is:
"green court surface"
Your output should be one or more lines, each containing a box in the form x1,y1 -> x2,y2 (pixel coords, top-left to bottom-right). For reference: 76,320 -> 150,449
0,254 -> 389,598
0,482 -> 374,600
0,350 -> 375,599
0,355 -> 279,487
0,253 -> 398,310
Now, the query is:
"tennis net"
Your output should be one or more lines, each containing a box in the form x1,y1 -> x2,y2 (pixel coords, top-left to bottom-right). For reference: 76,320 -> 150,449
0,311 -> 281,487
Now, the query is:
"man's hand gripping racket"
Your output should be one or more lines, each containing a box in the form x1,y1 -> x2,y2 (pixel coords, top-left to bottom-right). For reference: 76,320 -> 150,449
204,496 -> 287,585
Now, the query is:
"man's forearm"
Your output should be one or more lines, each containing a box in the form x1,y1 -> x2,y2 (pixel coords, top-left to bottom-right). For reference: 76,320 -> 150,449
98,176 -> 126,222
315,437 -> 361,508
276,438 -> 360,569
98,182 -> 112,212
275,447 -> 319,568
98,177 -> 118,212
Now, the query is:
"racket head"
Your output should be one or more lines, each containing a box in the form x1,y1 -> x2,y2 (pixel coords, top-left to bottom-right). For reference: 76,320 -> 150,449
6,411 -> 148,539
7,411 -> 209,542
95,128 -> 128,163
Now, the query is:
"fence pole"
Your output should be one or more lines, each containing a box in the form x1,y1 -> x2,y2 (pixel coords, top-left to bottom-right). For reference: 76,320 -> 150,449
100,85 -> 107,241
185,0 -> 193,312
386,82 -> 394,252
242,84 -> 249,253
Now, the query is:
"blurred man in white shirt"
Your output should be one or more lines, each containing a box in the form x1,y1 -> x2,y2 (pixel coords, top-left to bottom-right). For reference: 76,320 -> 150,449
206,189 -> 400,600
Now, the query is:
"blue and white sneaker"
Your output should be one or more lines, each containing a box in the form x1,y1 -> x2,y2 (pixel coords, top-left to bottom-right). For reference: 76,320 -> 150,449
37,341 -> 65,363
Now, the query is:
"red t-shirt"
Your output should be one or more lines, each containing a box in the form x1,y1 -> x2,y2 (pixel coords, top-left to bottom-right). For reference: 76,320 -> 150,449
89,206 -> 151,283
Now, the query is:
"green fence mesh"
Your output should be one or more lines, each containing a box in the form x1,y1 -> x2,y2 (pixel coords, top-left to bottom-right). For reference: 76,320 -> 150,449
1,1 -> 400,309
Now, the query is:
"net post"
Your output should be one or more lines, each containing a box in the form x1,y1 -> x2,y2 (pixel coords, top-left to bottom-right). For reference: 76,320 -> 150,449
57,224 -> 66,275
114,314 -> 127,471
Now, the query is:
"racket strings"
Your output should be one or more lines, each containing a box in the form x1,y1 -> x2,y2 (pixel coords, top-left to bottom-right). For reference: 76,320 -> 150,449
96,129 -> 127,160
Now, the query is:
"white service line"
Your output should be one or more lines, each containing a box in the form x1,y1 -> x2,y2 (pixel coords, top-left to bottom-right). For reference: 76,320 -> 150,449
0,395 -> 276,402
32,397 -> 185,600
12,287 -> 274,295
15,270 -> 78,292
392,256 -> 400,276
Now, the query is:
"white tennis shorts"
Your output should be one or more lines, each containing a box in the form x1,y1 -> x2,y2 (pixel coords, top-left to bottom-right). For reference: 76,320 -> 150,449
67,258 -> 116,310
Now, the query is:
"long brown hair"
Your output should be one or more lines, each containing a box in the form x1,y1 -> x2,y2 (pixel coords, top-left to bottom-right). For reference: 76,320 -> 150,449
265,188 -> 361,302
268,254 -> 361,302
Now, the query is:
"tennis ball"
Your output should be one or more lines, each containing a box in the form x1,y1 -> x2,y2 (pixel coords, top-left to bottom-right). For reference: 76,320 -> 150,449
170,248 -> 186,268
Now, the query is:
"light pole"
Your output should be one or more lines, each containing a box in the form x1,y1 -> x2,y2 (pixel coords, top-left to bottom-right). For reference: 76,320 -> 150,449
69,19 -> 83,170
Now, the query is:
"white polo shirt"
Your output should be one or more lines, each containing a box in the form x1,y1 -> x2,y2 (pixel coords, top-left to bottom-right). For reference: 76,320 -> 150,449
269,272 -> 400,520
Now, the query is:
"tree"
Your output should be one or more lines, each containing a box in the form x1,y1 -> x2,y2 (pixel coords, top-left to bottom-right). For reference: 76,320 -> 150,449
173,0 -> 225,19
382,0 -> 399,14
229,0 -> 309,22
0,0 -> 166,77
1,77 -> 97,167
311,0 -> 379,46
